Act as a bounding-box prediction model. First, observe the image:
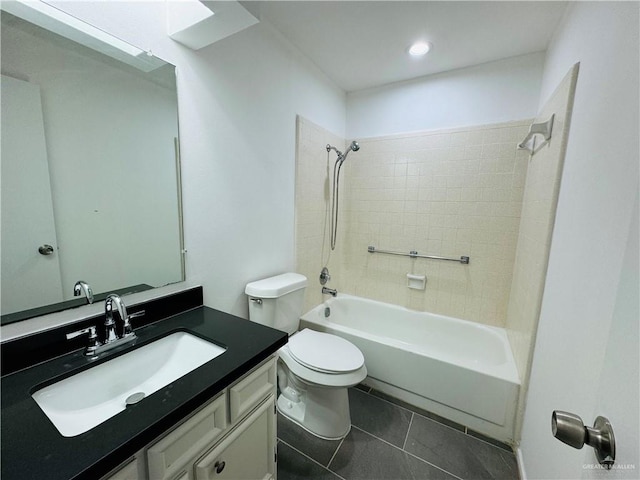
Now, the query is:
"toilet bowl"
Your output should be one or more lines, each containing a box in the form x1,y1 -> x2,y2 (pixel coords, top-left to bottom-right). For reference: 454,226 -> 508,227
277,328 -> 366,439
245,273 -> 367,439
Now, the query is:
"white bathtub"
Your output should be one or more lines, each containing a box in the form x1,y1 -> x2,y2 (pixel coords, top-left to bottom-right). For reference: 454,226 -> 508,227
300,294 -> 520,443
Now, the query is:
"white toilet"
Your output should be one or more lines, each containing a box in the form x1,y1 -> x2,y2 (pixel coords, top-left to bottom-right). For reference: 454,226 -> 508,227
245,273 -> 367,439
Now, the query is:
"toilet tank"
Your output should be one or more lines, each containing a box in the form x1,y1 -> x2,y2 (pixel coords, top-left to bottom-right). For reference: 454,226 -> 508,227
245,273 -> 308,335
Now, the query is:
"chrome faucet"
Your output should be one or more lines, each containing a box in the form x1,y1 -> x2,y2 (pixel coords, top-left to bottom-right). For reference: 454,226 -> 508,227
66,294 -> 144,357
105,294 -> 128,342
73,280 -> 94,304
322,287 -> 337,297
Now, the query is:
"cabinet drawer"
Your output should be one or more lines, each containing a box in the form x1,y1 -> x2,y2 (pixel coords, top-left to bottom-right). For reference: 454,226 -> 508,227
148,393 -> 227,480
194,396 -> 275,480
229,357 -> 276,423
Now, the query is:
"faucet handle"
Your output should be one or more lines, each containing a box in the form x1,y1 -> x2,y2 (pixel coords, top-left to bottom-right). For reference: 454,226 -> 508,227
66,326 -> 99,355
319,267 -> 331,285
66,326 -> 96,340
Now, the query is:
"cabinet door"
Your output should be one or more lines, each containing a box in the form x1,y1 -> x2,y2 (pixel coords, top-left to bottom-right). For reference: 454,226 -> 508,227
229,358 -> 276,424
195,396 -> 276,480
148,393 -> 227,480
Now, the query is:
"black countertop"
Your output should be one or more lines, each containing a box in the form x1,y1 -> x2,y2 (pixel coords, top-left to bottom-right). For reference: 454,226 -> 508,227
1,306 -> 287,480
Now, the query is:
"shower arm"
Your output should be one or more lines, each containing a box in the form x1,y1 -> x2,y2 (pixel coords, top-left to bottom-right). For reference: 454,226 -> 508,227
326,144 -> 343,157
327,141 -> 359,164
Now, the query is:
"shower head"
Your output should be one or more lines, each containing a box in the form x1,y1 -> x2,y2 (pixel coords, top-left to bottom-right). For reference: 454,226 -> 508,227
340,140 -> 359,163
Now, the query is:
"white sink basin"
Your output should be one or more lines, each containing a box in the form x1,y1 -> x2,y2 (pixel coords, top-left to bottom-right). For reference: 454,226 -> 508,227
32,332 -> 226,437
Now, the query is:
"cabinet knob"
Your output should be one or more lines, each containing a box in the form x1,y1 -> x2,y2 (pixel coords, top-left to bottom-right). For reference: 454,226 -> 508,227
214,460 -> 225,474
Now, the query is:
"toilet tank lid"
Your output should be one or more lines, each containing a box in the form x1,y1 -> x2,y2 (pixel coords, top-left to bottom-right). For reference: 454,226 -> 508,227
245,273 -> 308,298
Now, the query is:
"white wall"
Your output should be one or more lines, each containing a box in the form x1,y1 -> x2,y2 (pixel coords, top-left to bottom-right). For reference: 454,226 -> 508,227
346,52 -> 545,139
519,2 -> 639,478
585,192 -> 639,479
42,1 -> 347,318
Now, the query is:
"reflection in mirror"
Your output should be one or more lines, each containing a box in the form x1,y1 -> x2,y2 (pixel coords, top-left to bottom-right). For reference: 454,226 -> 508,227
1,4 -> 184,325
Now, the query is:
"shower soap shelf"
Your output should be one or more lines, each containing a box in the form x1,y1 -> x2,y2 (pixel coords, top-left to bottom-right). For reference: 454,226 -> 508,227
407,274 -> 426,290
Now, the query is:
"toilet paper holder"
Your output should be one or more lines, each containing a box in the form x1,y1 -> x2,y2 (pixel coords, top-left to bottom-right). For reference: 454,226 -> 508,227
551,410 -> 616,469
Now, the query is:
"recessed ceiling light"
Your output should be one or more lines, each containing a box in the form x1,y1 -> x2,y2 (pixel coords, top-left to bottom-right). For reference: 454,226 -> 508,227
408,41 -> 432,56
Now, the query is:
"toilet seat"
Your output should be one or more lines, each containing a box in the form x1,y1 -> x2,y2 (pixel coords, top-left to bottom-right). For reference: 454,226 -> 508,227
288,329 -> 364,374
278,346 -> 367,388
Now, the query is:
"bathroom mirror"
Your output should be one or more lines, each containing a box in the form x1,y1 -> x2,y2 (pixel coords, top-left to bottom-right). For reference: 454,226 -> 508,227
0,5 -> 184,325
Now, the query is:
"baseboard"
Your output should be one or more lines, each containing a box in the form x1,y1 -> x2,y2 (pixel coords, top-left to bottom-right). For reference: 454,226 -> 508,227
516,447 -> 527,480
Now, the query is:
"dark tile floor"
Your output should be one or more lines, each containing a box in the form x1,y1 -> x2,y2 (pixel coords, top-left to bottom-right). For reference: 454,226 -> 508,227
277,386 -> 519,480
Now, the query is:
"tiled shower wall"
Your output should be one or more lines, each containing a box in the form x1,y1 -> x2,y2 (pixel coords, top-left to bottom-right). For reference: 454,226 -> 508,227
295,117 -> 347,313
295,116 -> 532,327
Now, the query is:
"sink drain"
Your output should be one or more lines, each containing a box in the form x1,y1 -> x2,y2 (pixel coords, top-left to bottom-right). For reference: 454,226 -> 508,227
125,392 -> 145,406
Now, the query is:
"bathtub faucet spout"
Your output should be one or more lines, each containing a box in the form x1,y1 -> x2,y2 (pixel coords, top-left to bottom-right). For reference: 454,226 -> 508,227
322,287 -> 337,297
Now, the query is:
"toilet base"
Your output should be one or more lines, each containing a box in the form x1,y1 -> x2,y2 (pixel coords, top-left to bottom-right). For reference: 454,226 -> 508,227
277,382 -> 352,440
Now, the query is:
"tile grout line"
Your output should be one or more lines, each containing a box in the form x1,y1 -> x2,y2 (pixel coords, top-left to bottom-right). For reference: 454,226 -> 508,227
403,448 -> 464,480
359,387 -> 513,452
350,425 -> 463,480
358,388 -> 465,436
415,412 -> 514,454
326,435 -> 346,470
277,438 -> 348,480
402,412 -> 414,451
351,424 -> 405,452
357,387 -> 414,415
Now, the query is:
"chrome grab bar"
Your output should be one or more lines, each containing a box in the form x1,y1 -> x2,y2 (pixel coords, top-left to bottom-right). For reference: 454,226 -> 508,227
367,246 -> 470,264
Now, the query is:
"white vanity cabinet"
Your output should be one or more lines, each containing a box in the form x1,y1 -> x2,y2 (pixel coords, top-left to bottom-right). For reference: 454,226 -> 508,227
102,356 -> 277,480
194,397 -> 275,480
147,393 -> 229,480
100,356 -> 277,480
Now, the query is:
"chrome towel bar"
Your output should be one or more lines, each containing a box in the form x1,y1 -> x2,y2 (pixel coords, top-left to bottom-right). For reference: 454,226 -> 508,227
367,246 -> 470,264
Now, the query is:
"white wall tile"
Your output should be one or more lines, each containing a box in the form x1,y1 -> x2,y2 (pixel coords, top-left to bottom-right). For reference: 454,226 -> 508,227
296,118 -> 532,327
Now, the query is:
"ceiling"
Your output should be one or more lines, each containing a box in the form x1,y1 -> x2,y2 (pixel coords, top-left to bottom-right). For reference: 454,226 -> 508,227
245,1 -> 568,92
